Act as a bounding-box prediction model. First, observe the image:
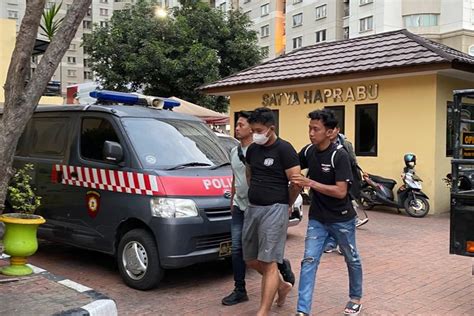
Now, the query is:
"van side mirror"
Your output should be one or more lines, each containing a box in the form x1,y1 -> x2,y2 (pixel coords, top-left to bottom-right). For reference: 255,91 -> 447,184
103,141 -> 123,163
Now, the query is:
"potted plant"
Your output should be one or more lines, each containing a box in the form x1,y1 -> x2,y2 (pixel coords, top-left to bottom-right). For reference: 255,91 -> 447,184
0,164 -> 45,276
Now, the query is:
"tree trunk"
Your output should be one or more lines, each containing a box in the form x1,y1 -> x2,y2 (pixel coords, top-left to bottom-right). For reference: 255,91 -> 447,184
0,0 -> 92,213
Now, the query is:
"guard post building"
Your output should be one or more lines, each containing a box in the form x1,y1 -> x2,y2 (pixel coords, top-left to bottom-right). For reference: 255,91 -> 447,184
200,30 -> 474,214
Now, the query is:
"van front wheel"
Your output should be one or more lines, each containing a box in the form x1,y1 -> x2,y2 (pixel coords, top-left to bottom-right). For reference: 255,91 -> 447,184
117,229 -> 164,290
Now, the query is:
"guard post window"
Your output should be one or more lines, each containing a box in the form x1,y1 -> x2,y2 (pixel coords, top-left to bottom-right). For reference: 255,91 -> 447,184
355,104 -> 377,156
324,106 -> 345,134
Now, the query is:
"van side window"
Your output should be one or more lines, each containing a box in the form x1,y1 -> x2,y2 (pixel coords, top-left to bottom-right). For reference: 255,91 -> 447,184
30,118 -> 69,157
81,118 -> 120,162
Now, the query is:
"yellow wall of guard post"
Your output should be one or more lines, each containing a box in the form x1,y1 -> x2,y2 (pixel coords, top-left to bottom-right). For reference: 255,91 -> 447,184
0,19 -> 63,106
228,73 -> 474,214
0,19 -> 16,104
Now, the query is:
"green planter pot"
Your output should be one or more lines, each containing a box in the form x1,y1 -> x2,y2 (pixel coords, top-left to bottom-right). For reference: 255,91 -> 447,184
0,213 -> 45,276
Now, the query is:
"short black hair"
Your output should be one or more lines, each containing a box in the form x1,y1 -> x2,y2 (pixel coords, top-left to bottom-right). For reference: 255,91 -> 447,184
248,107 -> 275,126
237,111 -> 251,120
307,109 -> 338,129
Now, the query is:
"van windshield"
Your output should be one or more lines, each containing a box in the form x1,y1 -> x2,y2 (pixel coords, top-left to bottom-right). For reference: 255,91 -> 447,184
122,118 -> 229,169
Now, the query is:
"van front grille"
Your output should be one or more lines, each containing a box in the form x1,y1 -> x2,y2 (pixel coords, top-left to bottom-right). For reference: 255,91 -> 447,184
195,233 -> 231,250
204,207 -> 231,218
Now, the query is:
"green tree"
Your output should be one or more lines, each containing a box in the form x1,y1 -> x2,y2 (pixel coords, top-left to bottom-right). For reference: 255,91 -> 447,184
84,0 -> 262,112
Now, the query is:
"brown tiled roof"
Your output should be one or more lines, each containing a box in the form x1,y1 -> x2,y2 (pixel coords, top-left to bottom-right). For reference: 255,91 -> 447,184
199,29 -> 474,93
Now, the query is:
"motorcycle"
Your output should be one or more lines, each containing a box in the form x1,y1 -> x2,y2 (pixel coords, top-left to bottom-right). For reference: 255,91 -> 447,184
358,153 -> 430,218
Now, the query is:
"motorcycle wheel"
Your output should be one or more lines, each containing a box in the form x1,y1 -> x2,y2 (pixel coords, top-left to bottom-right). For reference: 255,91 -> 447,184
404,196 -> 430,218
358,188 -> 375,210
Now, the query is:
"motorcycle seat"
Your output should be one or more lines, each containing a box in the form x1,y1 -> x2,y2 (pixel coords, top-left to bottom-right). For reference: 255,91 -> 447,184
368,174 -> 397,190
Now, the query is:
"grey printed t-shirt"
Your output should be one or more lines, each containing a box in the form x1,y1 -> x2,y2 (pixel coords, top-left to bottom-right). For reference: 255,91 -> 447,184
230,145 -> 249,211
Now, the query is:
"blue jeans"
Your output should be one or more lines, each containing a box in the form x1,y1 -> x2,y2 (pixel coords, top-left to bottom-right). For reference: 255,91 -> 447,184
231,206 -> 246,290
297,218 -> 363,314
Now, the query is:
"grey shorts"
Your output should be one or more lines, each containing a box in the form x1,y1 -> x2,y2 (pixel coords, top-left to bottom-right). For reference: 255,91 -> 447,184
242,203 -> 289,264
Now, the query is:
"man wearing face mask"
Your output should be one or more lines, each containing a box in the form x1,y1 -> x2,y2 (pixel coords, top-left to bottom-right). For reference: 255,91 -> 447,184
243,107 -> 301,316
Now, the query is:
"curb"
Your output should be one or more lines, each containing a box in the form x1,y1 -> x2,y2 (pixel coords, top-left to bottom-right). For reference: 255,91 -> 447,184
0,254 -> 117,316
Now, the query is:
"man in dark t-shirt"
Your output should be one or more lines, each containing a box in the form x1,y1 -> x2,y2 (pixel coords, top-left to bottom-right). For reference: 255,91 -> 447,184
291,109 -> 363,316
242,107 -> 301,316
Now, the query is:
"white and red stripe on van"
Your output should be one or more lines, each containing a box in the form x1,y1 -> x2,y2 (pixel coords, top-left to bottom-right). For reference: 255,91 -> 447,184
52,164 -> 160,196
51,164 -> 233,197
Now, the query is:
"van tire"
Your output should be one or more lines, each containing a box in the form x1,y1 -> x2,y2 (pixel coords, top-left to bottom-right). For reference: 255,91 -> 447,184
117,229 -> 164,290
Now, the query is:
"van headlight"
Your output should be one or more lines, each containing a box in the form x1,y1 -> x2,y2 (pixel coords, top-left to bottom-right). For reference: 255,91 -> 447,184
150,198 -> 199,218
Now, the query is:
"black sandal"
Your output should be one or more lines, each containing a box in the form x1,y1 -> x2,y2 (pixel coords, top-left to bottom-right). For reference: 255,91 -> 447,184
344,301 -> 362,315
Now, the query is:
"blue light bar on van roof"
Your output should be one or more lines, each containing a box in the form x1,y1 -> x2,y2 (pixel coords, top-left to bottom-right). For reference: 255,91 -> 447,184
90,90 -> 139,104
89,90 -> 180,109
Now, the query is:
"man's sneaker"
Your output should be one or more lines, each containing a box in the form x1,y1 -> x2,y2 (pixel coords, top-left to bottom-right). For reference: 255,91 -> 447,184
355,217 -> 369,228
222,289 -> 249,306
277,258 -> 295,286
336,245 -> 343,255
324,245 -> 338,253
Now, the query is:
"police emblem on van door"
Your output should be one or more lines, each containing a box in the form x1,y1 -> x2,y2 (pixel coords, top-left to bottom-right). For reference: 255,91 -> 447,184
86,191 -> 101,218
263,158 -> 274,166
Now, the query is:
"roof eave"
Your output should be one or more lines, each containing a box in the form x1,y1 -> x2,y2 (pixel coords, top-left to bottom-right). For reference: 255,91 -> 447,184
201,62 -> 453,95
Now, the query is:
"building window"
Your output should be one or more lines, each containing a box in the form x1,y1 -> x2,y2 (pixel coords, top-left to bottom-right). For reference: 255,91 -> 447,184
69,43 -> 76,51
219,3 -> 226,12
403,14 -> 439,27
261,25 -> 270,38
100,21 -> 108,27
344,0 -> 350,17
293,13 -> 303,27
315,29 -> 326,43
84,58 -> 90,68
293,0 -> 302,4
360,0 -> 373,5
343,27 -> 349,40
86,8 -> 92,16
355,104 -> 378,156
261,3 -> 269,16
83,20 -> 92,29
292,36 -> 303,49
315,5 -> 327,20
67,57 -> 76,64
84,71 -> 93,80
7,10 -> 18,19
261,46 -> 269,58
325,106 -> 345,134
100,8 -> 108,16
100,0 -> 109,3
359,16 -> 373,32
67,69 -> 77,77
31,55 -> 39,64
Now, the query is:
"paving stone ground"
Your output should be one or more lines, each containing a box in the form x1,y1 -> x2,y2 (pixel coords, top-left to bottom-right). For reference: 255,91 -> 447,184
0,266 -> 93,316
23,207 -> 474,315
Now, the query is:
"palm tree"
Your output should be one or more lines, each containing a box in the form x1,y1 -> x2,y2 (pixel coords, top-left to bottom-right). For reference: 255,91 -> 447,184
39,2 -> 64,96
40,2 -> 64,40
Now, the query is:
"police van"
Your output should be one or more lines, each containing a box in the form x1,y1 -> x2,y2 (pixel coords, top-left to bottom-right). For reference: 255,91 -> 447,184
5,91 -> 233,290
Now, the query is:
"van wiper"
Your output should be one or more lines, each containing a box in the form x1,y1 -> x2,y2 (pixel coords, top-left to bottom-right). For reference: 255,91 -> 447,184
209,162 -> 231,170
166,162 -> 212,170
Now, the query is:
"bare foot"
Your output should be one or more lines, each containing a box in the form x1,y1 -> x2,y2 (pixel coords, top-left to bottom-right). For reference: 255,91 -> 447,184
275,281 -> 292,307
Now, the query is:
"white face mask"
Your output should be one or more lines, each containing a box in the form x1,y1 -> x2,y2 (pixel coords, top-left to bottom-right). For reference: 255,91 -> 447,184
253,129 -> 270,145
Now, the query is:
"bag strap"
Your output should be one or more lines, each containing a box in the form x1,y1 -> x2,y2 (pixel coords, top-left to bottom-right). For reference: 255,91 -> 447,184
237,145 -> 246,164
